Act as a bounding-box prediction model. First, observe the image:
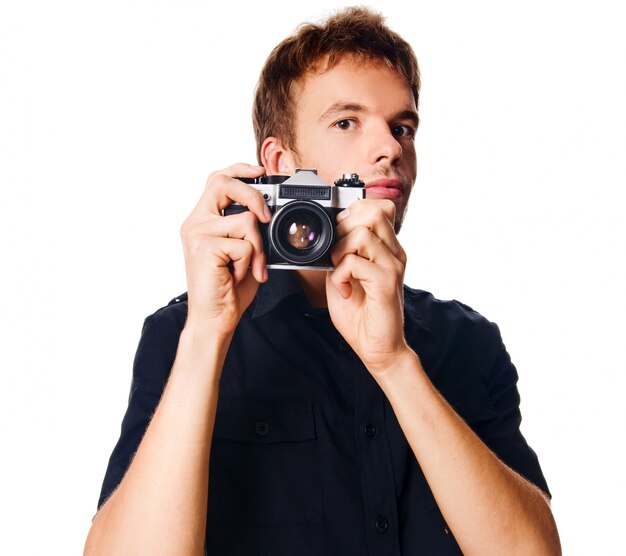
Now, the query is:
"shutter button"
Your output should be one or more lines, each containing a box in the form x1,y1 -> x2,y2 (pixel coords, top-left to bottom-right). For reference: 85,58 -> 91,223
375,518 -> 389,534
255,422 -> 270,436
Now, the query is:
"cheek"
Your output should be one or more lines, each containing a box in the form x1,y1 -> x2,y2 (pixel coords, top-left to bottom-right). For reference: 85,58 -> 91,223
322,143 -> 360,170
296,130 -> 331,165
299,148 -> 345,180
402,145 -> 417,172
296,131 -> 364,182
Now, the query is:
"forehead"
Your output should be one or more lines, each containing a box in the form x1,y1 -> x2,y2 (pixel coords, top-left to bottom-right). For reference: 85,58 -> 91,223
293,55 -> 416,115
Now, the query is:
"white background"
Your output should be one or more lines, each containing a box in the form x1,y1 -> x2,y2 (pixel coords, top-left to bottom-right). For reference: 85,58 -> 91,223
1,0 -> 624,553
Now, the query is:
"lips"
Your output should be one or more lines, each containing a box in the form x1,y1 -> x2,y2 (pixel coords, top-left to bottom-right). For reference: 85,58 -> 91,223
364,178 -> 404,200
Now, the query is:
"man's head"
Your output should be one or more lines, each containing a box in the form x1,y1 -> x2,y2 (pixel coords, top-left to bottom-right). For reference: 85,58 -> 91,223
253,7 -> 420,232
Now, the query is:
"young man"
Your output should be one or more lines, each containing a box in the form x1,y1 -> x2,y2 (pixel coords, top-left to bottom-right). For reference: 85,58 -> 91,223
85,7 -> 560,555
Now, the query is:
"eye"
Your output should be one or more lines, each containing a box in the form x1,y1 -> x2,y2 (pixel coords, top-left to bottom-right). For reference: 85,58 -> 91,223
391,124 -> 416,139
333,118 -> 357,131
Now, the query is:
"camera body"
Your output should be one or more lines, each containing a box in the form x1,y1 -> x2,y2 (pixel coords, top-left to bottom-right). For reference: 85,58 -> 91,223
223,169 -> 365,270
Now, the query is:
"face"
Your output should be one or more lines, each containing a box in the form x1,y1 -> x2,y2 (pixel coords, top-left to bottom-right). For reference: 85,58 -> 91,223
288,56 -> 418,232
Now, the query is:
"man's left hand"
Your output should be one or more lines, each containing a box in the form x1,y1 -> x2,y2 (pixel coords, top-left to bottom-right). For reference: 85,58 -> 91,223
326,198 -> 411,376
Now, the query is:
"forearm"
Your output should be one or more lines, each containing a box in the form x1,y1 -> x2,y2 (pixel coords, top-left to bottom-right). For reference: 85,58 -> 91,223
375,349 -> 561,556
84,324 -> 231,556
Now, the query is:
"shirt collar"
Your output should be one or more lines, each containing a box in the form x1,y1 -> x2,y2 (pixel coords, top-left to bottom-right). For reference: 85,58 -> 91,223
251,270 -> 305,319
250,270 -> 430,333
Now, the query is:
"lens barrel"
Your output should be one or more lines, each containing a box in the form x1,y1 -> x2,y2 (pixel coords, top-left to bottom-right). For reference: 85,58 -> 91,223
269,200 -> 334,265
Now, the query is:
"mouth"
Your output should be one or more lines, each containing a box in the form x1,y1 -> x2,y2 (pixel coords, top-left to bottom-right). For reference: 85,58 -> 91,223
364,178 -> 404,200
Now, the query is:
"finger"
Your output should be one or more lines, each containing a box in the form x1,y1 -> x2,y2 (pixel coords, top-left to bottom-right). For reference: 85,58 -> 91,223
335,199 -> 406,263
185,211 -> 267,283
336,198 -> 396,238
192,163 -> 271,223
210,236 -> 255,287
221,162 -> 268,180
329,253 -> 387,299
326,268 -> 353,299
215,211 -> 267,283
337,198 -> 396,228
330,225 -> 397,268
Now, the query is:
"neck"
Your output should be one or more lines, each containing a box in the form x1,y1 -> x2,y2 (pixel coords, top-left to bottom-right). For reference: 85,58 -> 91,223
294,269 -> 328,308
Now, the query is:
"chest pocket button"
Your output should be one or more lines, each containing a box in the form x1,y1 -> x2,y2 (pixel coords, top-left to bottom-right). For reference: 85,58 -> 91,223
255,421 -> 270,436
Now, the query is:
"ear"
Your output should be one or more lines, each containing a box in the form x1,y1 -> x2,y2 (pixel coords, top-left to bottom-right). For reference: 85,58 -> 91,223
261,137 -> 296,175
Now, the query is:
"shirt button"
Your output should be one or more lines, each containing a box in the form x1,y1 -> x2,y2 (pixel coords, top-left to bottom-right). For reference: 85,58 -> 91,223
255,421 -> 270,436
365,424 -> 377,438
375,518 -> 389,534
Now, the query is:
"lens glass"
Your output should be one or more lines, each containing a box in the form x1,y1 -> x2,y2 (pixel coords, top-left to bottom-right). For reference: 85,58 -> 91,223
286,215 -> 319,250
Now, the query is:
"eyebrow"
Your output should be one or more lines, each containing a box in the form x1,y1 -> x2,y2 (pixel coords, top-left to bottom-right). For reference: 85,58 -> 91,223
395,109 -> 420,128
319,102 -> 366,121
319,102 -> 419,128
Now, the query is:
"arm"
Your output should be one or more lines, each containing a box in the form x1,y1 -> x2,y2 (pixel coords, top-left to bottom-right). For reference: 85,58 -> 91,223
84,163 -> 271,556
375,349 -> 559,555
84,326 -> 229,556
326,199 -> 561,555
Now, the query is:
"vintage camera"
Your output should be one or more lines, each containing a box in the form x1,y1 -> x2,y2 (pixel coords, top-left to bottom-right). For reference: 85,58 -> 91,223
223,169 -> 365,270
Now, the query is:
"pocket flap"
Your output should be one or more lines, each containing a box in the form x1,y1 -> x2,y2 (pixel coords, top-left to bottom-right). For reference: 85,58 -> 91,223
213,399 -> 316,444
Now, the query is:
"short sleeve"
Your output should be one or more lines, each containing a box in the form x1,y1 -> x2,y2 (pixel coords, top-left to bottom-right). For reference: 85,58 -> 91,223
97,305 -> 184,509
474,322 -> 551,497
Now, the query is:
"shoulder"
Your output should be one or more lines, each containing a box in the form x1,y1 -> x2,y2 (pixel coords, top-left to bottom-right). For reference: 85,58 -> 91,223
138,292 -> 188,348
403,285 -> 497,337
402,285 -> 504,384
131,293 -> 189,385
145,292 -> 188,326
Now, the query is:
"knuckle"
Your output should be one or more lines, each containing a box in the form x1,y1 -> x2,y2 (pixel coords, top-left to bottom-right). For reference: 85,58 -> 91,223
205,170 -> 220,188
354,225 -> 372,242
344,252 -> 359,267
205,171 -> 229,191
242,239 -> 254,256
180,216 -> 201,240
240,214 -> 262,245
374,204 -> 386,218
180,219 -> 191,237
331,261 -> 347,278
245,187 -> 266,209
241,210 -> 257,226
382,199 -> 396,218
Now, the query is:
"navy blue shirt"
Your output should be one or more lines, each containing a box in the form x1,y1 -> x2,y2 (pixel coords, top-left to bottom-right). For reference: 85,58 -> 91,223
98,270 -> 549,555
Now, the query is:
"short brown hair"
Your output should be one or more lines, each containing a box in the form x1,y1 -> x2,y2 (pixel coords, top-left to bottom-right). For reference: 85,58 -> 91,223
252,6 -> 420,164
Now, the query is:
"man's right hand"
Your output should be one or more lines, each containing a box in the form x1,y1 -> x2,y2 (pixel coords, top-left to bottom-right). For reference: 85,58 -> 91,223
180,163 -> 272,336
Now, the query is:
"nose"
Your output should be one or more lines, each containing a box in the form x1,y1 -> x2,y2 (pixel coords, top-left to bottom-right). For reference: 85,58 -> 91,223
368,121 -> 402,165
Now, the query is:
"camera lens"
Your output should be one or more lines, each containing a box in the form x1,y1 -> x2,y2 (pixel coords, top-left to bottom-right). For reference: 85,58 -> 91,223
269,201 -> 334,265
286,215 -> 319,250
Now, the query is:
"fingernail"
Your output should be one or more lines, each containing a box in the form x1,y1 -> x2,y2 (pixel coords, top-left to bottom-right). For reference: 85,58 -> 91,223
337,209 -> 350,222
263,205 -> 273,221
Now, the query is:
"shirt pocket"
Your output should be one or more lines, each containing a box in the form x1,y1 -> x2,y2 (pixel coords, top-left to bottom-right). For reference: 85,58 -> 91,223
207,398 -> 323,526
